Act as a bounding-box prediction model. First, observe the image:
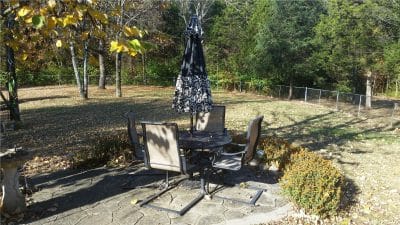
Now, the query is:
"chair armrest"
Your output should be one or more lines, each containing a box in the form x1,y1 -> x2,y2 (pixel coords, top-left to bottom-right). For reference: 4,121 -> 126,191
223,143 -> 246,153
230,143 -> 246,147
220,150 -> 245,156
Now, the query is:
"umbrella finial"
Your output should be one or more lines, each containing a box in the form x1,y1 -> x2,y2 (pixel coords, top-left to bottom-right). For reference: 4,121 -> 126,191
186,15 -> 203,37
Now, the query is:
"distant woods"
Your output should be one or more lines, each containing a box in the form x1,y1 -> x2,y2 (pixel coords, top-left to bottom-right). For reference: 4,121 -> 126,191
207,0 -> 400,100
1,0 -> 399,102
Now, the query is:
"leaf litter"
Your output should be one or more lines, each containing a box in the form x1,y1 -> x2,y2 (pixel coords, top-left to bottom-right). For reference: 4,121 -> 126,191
1,85 -> 399,224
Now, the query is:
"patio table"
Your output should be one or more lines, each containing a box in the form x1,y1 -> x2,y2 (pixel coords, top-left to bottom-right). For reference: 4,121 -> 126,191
179,130 -> 232,150
178,130 -> 232,195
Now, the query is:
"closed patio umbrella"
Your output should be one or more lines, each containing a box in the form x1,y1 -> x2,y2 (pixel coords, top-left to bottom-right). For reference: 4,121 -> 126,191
172,15 -> 213,133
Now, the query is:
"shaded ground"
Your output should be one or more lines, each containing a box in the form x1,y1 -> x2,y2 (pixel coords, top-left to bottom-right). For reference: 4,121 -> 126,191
1,85 -> 400,224
5,164 -> 292,225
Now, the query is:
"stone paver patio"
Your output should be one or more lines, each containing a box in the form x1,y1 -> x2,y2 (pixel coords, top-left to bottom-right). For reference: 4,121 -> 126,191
22,164 -> 293,225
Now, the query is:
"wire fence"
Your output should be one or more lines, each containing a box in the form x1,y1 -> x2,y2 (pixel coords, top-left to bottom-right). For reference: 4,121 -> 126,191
210,82 -> 400,128
270,85 -> 368,115
3,74 -> 399,128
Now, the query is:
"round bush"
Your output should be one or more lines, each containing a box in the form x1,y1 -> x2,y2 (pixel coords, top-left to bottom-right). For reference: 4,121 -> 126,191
260,136 -> 300,171
73,131 -> 132,168
280,149 -> 344,217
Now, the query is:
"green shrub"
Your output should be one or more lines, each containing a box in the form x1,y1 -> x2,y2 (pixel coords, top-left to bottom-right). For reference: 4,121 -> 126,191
245,78 -> 268,93
260,136 -> 301,171
73,131 -> 132,168
120,67 -> 142,85
209,70 -> 238,90
145,60 -> 179,86
40,64 -> 75,85
280,149 -> 344,217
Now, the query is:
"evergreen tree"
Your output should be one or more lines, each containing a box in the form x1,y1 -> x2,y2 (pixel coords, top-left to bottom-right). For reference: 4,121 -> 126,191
207,0 -> 255,87
253,0 -> 325,98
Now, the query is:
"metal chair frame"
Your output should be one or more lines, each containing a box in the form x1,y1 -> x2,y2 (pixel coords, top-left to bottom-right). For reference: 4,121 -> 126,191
210,115 -> 265,206
139,122 -> 204,216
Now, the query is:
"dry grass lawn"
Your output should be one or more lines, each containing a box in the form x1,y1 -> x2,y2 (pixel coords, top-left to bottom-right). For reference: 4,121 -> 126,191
2,85 -> 400,224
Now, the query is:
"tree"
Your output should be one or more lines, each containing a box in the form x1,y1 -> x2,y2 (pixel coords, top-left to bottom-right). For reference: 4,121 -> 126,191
381,0 -> 400,96
314,0 -> 398,108
106,0 -> 145,97
208,0 -> 254,86
1,0 -> 110,100
174,0 -> 216,26
0,0 -> 144,124
384,42 -> 400,97
1,2 -> 20,121
95,0 -> 158,90
253,0 -> 325,99
98,38 -> 106,89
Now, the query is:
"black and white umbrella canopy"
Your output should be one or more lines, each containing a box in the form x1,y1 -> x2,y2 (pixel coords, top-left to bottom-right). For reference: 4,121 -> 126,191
172,15 -> 213,116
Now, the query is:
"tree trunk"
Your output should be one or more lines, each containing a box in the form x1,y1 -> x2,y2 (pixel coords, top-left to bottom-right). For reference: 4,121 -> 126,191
98,39 -> 106,89
288,79 -> 293,100
396,79 -> 399,97
82,41 -> 89,99
115,52 -> 122,97
4,13 -> 20,121
70,42 -> 85,98
386,76 -> 390,94
115,0 -> 123,97
142,53 -> 146,84
365,70 -> 372,109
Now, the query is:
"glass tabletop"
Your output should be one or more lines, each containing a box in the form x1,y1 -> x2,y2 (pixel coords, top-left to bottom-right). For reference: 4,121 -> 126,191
179,130 -> 232,150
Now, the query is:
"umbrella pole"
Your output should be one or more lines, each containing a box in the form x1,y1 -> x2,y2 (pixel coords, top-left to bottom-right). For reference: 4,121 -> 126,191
190,114 -> 194,134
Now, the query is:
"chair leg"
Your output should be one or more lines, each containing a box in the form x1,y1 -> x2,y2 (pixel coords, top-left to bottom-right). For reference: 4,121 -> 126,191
203,167 -> 225,195
139,184 -> 175,207
210,169 -> 266,206
139,171 -> 205,216
129,166 -> 166,177
212,185 -> 265,206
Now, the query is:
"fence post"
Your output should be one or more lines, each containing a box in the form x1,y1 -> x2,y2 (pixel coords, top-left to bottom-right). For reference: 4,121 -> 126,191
318,89 -> 322,104
336,91 -> 340,110
278,85 -> 281,98
305,87 -> 308,102
357,95 -> 362,117
391,103 -> 399,128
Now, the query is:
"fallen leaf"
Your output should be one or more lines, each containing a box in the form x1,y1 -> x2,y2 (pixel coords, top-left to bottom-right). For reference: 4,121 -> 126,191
130,199 -> 138,205
239,182 -> 248,188
56,40 -> 62,48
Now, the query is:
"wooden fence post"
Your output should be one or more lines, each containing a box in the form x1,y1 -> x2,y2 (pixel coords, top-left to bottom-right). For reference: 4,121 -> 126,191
391,103 -> 399,128
305,87 -> 308,102
336,91 -> 340,110
278,85 -> 281,98
357,95 -> 362,117
318,89 -> 322,104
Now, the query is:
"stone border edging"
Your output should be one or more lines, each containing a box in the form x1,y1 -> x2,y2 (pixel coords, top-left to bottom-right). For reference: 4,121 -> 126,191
215,203 -> 294,225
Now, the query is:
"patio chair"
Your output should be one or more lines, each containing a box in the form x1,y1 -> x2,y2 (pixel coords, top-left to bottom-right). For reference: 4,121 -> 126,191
125,111 -> 144,160
195,105 -> 226,133
210,115 -> 265,205
139,122 -> 204,216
